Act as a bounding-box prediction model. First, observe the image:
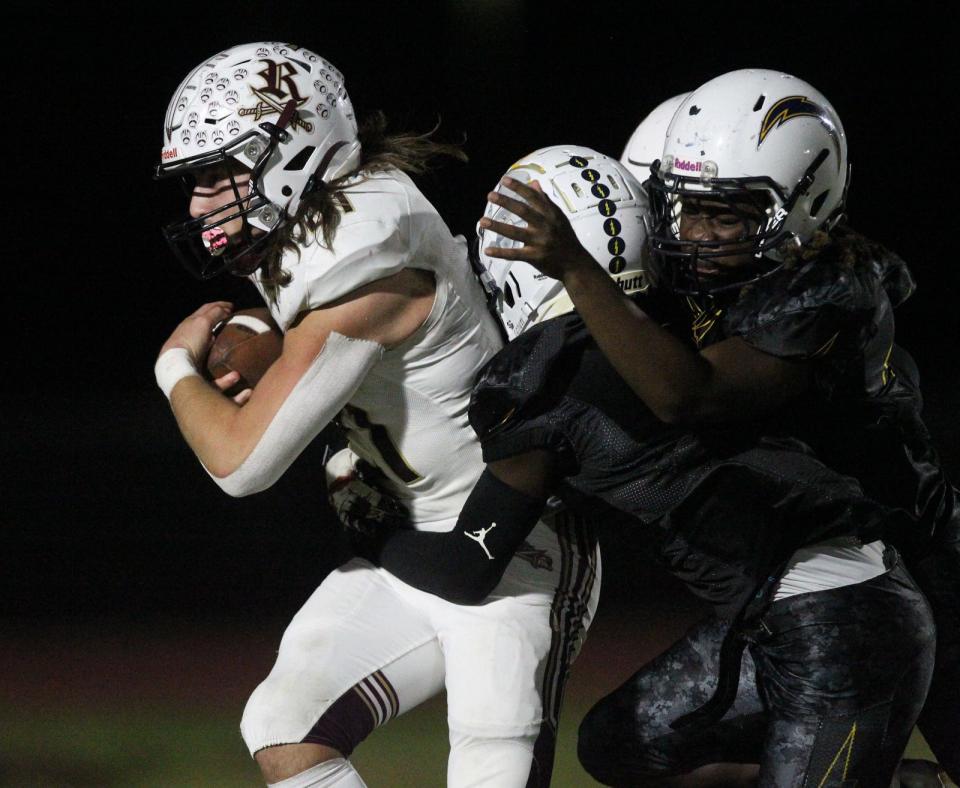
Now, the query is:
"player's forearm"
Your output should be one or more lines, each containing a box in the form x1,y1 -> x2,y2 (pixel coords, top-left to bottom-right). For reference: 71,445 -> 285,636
169,376 -> 256,476
562,264 -> 714,423
378,467 -> 546,604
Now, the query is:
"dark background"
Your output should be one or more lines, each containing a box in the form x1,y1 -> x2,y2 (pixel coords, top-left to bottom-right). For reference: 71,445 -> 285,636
6,1 -> 958,632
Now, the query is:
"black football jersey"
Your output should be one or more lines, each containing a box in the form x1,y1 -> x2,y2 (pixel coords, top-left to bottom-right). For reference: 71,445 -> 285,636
673,229 -> 957,555
469,313 -> 894,617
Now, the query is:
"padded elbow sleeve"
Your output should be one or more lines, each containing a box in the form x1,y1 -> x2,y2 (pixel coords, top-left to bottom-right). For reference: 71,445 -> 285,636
378,468 -> 545,603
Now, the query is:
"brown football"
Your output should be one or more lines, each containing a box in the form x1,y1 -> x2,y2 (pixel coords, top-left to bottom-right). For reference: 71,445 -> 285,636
206,307 -> 283,397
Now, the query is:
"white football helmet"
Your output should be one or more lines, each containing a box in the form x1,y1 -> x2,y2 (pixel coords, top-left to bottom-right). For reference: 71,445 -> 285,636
477,145 -> 647,340
620,93 -> 689,182
156,42 -> 361,278
647,69 -> 849,295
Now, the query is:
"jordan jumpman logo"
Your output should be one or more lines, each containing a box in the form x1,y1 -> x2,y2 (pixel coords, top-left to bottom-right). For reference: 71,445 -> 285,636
465,522 -> 497,560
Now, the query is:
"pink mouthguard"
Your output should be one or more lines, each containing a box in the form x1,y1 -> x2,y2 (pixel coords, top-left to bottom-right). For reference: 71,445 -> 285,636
201,227 -> 229,257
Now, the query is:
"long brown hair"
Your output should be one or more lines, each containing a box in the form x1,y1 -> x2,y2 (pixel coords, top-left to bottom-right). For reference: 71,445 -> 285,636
731,222 -> 905,309
260,111 -> 467,288
780,223 -> 889,273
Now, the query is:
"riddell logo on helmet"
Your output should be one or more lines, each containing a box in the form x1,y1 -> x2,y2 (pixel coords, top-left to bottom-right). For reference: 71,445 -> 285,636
673,158 -> 702,172
161,147 -> 178,161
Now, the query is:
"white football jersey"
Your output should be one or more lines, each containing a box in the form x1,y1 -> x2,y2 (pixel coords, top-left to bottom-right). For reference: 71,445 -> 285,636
252,170 -> 503,530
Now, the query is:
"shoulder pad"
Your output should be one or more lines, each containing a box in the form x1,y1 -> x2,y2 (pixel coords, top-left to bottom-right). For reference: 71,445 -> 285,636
469,315 -> 587,438
722,257 -> 887,359
259,173 -> 414,330
875,248 -> 915,308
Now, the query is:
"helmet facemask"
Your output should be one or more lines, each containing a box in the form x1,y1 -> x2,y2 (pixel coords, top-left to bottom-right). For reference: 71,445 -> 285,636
648,147 -> 832,297
156,128 -> 286,279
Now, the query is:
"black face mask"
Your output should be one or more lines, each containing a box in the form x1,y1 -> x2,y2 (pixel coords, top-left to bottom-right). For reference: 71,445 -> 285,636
154,127 -> 285,280
644,150 -> 832,297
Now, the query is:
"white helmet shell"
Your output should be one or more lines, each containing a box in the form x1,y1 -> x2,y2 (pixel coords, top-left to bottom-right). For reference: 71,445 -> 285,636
159,42 -> 361,233
621,93 -> 689,182
478,145 -> 648,340
658,69 -> 848,255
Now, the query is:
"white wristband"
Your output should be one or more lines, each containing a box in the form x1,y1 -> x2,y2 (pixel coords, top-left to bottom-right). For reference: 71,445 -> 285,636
155,347 -> 201,399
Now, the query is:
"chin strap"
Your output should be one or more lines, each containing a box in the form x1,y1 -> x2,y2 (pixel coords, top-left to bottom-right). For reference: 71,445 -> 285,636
257,98 -> 298,142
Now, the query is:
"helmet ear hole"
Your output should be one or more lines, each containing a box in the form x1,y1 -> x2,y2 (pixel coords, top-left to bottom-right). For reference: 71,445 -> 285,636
810,189 -> 830,218
503,282 -> 515,308
284,146 -> 317,171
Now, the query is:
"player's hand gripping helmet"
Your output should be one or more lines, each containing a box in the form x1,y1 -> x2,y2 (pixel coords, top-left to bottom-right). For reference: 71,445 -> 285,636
477,145 -> 648,340
621,93 -> 689,183
155,42 -> 361,279
647,69 -> 849,296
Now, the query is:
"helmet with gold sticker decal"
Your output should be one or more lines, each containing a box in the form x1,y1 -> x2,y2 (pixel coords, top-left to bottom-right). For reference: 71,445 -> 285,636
647,69 -> 849,296
155,42 -> 361,279
476,145 -> 648,340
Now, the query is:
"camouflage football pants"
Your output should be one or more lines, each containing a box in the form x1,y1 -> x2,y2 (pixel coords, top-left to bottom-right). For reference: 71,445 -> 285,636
578,558 -> 935,787
910,530 -> 960,781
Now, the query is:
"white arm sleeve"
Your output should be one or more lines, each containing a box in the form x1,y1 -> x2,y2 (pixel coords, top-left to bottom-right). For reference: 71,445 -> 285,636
208,331 -> 383,498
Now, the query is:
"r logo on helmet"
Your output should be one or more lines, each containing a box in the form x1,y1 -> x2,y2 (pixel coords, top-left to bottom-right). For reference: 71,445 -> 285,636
256,59 -> 308,104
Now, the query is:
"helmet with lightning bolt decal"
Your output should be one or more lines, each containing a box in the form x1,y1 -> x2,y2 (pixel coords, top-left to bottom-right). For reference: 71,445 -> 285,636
647,69 -> 849,295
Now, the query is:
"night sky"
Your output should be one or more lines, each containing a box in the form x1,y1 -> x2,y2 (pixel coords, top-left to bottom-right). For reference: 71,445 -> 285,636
7,1 -> 958,627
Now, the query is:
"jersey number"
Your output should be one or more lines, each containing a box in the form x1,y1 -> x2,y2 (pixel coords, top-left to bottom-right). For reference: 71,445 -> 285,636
341,405 -> 422,484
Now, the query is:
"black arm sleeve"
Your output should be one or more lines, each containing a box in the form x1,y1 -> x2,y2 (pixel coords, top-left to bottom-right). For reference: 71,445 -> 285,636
376,468 -> 546,604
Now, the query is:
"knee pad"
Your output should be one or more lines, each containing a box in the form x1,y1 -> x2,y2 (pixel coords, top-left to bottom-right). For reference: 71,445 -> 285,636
243,673 -> 392,760
578,703 -> 680,784
241,678 -> 289,755
266,757 -> 368,788
448,729 -> 538,788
